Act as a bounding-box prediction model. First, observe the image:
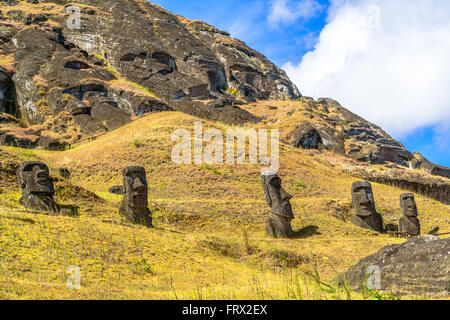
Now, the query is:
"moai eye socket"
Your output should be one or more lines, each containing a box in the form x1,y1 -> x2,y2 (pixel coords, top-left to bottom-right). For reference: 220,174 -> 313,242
400,194 -> 415,204
269,177 -> 281,188
23,164 -> 36,172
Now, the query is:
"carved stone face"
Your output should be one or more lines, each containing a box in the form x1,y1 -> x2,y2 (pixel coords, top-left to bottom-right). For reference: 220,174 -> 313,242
17,162 -> 55,197
123,166 -> 148,209
261,172 -> 294,220
400,193 -> 418,217
351,181 -> 376,217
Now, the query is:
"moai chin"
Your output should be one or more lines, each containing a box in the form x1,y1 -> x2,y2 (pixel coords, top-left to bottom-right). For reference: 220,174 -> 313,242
119,166 -> 153,227
261,172 -> 295,238
399,193 -> 421,236
17,161 -> 59,214
350,181 -> 384,233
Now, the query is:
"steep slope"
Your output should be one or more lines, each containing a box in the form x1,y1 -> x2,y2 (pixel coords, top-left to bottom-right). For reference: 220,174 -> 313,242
0,0 -> 299,143
0,111 -> 448,299
240,98 -> 450,188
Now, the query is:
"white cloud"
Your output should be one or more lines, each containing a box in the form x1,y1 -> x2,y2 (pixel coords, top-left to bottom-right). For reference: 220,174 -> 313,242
268,0 -> 325,28
284,0 -> 450,138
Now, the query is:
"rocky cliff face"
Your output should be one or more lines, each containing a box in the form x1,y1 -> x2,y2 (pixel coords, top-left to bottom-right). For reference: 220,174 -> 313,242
0,0 -> 300,141
286,98 -> 414,166
0,0 -> 448,184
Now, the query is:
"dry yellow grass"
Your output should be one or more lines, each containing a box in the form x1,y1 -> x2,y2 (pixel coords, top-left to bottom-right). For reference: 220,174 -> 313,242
0,110 -> 448,300
0,54 -> 15,73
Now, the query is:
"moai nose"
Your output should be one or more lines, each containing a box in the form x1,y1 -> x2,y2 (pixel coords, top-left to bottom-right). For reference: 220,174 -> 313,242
360,190 -> 370,202
33,166 -> 46,177
133,177 -> 145,189
280,188 -> 293,201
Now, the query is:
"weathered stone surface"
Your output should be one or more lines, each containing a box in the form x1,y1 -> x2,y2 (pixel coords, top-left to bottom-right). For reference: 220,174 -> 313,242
342,235 -> 450,298
0,127 -> 39,148
119,166 -> 152,227
261,172 -> 295,238
286,98 -> 413,166
180,18 -> 301,101
399,193 -> 421,236
108,185 -> 123,195
350,181 -> 384,233
0,0 -> 299,143
411,152 -> 450,179
290,123 -> 322,150
16,161 -> 59,214
343,165 -> 450,205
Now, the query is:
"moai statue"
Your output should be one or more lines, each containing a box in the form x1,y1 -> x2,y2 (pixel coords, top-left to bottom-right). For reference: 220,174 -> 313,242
17,162 -> 59,214
261,172 -> 295,238
399,193 -> 421,236
350,181 -> 384,233
119,166 -> 152,227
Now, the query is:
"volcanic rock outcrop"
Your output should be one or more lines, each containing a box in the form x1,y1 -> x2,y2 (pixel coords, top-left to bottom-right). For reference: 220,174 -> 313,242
0,0 -> 300,147
286,98 -> 414,166
399,193 -> 421,236
119,166 -> 152,227
342,235 -> 450,298
17,161 -> 59,214
350,181 -> 384,233
410,152 -> 450,179
342,164 -> 449,205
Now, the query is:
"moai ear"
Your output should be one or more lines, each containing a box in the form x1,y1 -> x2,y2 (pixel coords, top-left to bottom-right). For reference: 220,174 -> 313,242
261,176 -> 273,207
16,170 -> 26,189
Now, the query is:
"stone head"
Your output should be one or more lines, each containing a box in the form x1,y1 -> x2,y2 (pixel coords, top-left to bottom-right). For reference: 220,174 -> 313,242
400,193 -> 418,217
17,162 -> 55,197
351,181 -> 376,217
261,171 -> 294,221
123,166 -> 148,209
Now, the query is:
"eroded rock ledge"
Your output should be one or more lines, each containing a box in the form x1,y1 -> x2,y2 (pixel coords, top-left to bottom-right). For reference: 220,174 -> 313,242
0,0 -> 300,145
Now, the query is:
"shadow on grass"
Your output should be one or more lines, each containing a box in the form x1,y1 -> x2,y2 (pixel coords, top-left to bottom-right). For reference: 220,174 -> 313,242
293,225 -> 321,239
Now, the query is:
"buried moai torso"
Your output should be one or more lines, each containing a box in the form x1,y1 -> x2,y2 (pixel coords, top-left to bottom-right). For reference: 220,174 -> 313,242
398,193 -> 421,236
119,166 -> 153,227
261,172 -> 295,238
350,181 -> 384,233
17,161 -> 59,214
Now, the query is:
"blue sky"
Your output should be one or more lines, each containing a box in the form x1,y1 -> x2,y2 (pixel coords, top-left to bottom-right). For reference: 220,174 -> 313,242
151,0 -> 450,167
152,0 -> 329,66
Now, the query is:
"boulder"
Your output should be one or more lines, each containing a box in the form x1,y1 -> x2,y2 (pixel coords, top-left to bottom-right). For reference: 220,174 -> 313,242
90,103 -> 131,131
342,235 -> 450,298
0,128 -> 39,148
290,123 -> 322,150
108,185 -> 124,195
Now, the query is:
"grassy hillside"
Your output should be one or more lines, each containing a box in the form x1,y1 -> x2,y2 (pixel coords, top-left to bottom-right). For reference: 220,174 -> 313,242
0,108 -> 448,300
